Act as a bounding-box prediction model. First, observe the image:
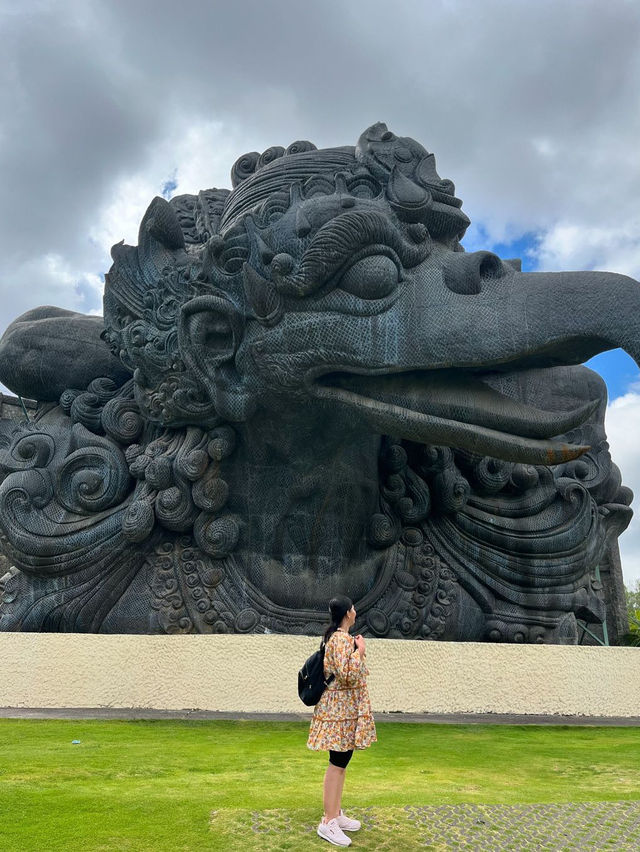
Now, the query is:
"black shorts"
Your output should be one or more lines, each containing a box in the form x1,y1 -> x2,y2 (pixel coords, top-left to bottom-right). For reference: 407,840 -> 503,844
329,749 -> 353,768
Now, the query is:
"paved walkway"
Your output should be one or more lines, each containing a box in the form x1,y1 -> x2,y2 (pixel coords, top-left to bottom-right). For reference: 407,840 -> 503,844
1,706 -> 640,725
395,802 -> 640,850
210,803 -> 640,850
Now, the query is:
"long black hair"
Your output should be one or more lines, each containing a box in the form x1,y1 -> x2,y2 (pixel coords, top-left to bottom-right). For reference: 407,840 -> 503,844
323,595 -> 353,643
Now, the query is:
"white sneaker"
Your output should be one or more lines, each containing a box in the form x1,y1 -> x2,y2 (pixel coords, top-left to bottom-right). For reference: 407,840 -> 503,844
317,817 -> 352,846
337,810 -> 361,831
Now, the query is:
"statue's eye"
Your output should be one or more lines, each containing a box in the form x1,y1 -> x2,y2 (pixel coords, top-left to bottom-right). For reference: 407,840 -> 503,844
338,255 -> 399,299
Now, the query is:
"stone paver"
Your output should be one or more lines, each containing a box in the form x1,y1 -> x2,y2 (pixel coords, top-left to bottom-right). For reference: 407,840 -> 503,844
210,803 -> 640,850
404,802 -> 640,850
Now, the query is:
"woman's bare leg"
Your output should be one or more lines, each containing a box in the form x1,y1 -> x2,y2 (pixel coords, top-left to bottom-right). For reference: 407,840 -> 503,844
337,766 -> 347,813
323,764 -> 345,821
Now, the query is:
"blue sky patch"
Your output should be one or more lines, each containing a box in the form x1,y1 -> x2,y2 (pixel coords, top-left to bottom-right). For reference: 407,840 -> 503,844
586,349 -> 640,402
462,224 -> 539,271
162,174 -> 178,199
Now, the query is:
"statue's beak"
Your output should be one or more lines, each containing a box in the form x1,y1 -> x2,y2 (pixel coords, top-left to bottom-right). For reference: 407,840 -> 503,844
310,258 -> 640,464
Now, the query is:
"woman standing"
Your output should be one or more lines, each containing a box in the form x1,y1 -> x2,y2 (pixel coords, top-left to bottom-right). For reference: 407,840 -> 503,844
308,595 -> 377,847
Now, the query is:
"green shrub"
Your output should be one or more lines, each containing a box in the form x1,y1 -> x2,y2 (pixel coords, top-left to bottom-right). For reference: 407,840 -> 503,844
618,582 -> 640,646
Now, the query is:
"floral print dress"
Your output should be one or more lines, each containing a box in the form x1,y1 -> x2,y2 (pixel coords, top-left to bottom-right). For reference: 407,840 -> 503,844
307,629 -> 377,752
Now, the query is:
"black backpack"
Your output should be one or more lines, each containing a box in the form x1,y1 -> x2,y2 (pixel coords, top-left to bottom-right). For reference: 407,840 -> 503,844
298,641 -> 335,706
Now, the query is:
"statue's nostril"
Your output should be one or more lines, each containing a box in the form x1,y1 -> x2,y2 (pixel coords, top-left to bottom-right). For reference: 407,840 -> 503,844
478,252 -> 504,280
442,251 -> 505,295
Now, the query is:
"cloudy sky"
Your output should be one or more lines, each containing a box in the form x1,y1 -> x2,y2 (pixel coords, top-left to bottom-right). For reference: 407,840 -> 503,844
2,0 -> 640,584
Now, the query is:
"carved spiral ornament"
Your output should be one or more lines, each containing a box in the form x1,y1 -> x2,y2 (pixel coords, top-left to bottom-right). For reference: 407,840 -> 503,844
285,140 -> 317,155
7,433 -> 55,470
56,445 -> 131,514
257,146 -> 285,169
192,470 -> 229,513
193,513 -> 239,558
70,393 -> 103,433
207,426 -> 236,460
367,511 -> 400,548
176,449 -> 209,482
230,151 -> 260,187
155,483 -> 198,532
101,397 -> 143,444
122,499 -> 156,542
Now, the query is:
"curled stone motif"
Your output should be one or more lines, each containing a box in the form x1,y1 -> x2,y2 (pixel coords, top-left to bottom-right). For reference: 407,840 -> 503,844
230,151 -> 260,187
155,484 -> 198,532
396,468 -> 431,523
470,457 -> 513,494
128,449 -> 150,479
192,469 -> 229,513
176,448 -> 209,482
122,499 -> 155,543
206,426 -> 236,461
60,388 -> 82,413
86,377 -> 119,403
385,443 -> 408,473
382,473 -> 405,503
431,469 -> 470,513
145,456 -> 173,490
257,146 -> 285,170
285,141 -> 317,156
70,378 -> 121,433
70,393 -> 103,433
101,396 -> 143,444
367,510 -> 400,549
193,513 -> 240,558
56,444 -> 130,514
1,467 -> 54,516
2,432 -> 55,471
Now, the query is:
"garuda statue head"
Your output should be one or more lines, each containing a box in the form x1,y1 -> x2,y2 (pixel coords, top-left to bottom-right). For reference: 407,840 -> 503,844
0,123 -> 636,642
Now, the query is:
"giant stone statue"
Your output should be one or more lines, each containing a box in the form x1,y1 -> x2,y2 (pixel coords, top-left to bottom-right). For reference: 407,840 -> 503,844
0,123 -> 636,643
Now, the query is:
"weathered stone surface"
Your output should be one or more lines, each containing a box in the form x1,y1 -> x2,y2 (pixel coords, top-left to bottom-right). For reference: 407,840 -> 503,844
0,123 -> 637,641
0,307 -> 131,400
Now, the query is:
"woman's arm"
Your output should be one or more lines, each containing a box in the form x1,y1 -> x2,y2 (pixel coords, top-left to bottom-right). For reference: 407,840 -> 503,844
332,633 -> 367,686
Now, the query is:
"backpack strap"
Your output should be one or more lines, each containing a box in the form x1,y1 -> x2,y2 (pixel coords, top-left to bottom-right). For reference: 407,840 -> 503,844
319,639 -> 335,687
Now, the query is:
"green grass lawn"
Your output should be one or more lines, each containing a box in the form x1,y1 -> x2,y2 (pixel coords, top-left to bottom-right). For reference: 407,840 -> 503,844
0,719 -> 639,851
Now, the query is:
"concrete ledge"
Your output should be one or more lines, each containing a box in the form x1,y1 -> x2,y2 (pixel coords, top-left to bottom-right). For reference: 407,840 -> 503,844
2,708 -> 640,726
1,633 -> 639,717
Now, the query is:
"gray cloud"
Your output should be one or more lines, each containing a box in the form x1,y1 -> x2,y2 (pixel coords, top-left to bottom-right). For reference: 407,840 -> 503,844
3,0 -> 639,270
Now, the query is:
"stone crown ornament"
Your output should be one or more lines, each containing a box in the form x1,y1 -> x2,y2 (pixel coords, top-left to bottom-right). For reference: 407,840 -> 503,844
0,123 -> 636,643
